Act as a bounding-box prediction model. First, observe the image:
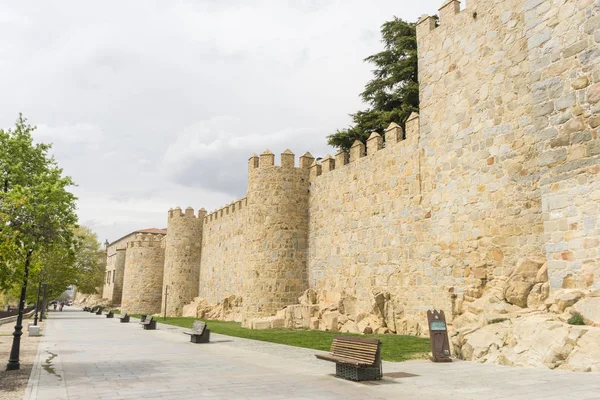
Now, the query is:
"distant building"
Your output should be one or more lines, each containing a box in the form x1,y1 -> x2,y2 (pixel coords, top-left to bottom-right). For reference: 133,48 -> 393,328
102,228 -> 167,305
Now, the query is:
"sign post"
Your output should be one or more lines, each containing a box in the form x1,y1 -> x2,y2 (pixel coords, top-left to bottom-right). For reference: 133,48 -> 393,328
427,309 -> 452,362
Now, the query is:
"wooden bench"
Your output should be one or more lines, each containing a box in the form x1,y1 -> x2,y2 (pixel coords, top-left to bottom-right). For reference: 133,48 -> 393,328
95,307 -> 104,315
119,313 -> 130,323
106,311 -> 114,318
89,306 -> 97,313
183,321 -> 210,343
140,316 -> 156,330
315,336 -> 382,381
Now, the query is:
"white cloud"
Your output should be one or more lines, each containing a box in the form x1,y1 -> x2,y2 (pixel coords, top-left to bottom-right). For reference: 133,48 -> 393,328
0,0 -> 442,242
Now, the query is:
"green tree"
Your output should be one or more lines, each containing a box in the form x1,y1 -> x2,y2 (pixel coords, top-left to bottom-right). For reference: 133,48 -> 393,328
0,114 -> 78,370
0,115 -> 77,290
71,226 -> 103,294
327,17 -> 419,151
23,227 -> 101,303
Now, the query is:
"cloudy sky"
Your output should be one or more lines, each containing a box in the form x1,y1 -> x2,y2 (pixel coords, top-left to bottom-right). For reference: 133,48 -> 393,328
0,0 -> 440,243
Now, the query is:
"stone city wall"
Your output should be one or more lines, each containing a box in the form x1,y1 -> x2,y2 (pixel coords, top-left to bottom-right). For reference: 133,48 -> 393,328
102,234 -> 133,304
524,0 -> 600,289
199,198 -> 249,304
162,207 -> 204,316
121,233 -> 166,314
117,0 -> 599,338
307,119 -> 438,331
242,150 -> 313,325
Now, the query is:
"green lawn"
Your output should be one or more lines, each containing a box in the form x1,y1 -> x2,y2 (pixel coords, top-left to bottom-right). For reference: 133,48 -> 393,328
138,316 -> 430,362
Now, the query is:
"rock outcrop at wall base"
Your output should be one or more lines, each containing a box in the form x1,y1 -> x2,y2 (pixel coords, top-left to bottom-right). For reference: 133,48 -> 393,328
182,295 -> 243,322
453,312 -> 600,372
74,293 -> 112,308
247,288 -> 425,336
452,258 -> 600,372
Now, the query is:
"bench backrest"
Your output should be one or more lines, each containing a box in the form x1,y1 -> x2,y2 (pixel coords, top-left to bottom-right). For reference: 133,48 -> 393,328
330,336 -> 381,366
192,321 -> 206,334
143,316 -> 153,324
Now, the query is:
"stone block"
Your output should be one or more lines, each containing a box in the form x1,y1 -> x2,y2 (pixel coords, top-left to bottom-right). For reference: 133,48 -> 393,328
573,297 -> 600,327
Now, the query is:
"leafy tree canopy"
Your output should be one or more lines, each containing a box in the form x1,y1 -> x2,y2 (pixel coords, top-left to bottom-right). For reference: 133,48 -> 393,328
327,17 -> 419,151
0,114 -> 78,293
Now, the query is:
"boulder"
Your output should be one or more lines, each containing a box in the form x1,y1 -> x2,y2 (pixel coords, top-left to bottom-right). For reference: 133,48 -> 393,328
298,288 -> 317,306
182,303 -> 198,318
572,297 -> 600,327
339,319 -> 358,333
356,313 -> 383,334
535,263 -> 548,283
454,312 -> 600,371
250,317 -> 275,330
395,316 -> 423,336
182,297 -> 209,318
588,289 -> 600,298
452,312 -> 484,331
459,323 -> 507,361
504,274 -> 535,308
309,317 -> 319,330
271,318 -> 285,329
527,282 -> 550,309
504,258 -> 545,307
338,293 -> 357,317
514,258 -> 545,280
550,290 -> 584,313
562,329 -> 600,372
321,311 -> 340,332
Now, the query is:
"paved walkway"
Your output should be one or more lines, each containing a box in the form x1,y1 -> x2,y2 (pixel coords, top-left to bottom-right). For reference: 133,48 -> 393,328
25,308 -> 600,400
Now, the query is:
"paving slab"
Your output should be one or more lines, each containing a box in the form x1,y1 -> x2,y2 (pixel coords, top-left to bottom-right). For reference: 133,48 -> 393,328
25,308 -> 600,400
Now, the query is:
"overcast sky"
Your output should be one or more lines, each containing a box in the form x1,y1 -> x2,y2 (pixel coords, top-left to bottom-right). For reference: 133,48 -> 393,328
0,0 -> 440,243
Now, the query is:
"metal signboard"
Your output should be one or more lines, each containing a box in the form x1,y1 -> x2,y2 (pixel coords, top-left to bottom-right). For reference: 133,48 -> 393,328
427,309 -> 452,362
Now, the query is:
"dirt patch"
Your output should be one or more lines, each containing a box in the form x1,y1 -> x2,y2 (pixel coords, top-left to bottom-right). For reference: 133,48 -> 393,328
0,318 -> 42,400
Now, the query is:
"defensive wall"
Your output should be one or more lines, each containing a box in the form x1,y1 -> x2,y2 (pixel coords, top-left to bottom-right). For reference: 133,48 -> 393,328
200,197 -> 249,304
121,233 -> 166,315
113,0 -> 599,333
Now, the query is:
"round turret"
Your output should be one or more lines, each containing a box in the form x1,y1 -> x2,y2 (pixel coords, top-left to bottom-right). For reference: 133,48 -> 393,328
242,150 -> 313,325
162,207 -> 205,316
121,233 -> 166,314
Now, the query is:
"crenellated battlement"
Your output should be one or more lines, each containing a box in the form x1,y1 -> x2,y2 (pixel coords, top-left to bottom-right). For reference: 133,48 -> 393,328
118,0 -> 600,347
248,149 -> 315,171
127,233 -> 165,248
168,206 -> 206,219
416,0 -> 471,41
310,117 -> 418,178
205,197 -> 248,223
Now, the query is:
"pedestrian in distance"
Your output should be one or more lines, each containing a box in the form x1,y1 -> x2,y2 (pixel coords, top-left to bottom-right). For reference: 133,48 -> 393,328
59,302 -> 64,312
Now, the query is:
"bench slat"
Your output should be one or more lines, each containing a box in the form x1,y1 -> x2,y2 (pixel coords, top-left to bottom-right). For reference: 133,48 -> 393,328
316,354 -> 372,366
332,339 -> 379,347
332,340 -> 378,349
331,342 -> 379,351
321,336 -> 381,366
330,348 -> 376,360
331,346 -> 378,356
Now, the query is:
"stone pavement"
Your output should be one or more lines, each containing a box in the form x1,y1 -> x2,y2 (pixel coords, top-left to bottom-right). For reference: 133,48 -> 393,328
24,308 -> 600,400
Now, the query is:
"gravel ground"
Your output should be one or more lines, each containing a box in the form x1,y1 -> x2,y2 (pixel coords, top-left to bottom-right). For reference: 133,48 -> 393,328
0,317 -> 43,400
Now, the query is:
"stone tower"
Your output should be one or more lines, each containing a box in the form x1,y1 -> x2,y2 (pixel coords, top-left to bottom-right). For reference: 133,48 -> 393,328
242,149 -> 314,326
121,233 -> 166,315
162,206 -> 205,316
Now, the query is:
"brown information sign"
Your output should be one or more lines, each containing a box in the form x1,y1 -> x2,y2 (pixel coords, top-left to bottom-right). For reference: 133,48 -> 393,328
427,309 -> 452,363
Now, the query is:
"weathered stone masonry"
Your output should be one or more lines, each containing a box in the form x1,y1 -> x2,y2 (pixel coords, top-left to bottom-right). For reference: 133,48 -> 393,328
121,233 -> 166,315
116,0 -> 599,334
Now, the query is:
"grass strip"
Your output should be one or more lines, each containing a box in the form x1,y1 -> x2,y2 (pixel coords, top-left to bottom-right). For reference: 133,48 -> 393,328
133,315 -> 430,362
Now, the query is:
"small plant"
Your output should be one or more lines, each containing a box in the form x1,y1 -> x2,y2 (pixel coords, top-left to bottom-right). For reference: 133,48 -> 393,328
568,313 -> 585,326
487,318 -> 508,325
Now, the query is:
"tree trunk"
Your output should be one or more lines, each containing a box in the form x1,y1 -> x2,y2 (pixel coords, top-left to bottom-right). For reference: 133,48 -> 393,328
6,249 -> 33,371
